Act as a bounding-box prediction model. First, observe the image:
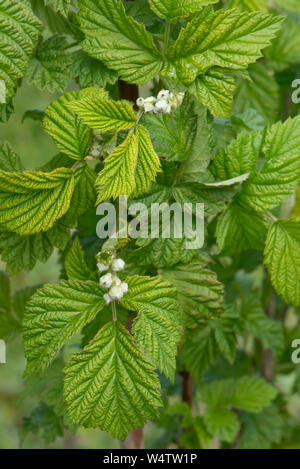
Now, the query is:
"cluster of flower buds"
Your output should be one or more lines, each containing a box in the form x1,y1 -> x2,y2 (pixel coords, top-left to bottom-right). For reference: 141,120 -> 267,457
97,256 -> 128,304
136,90 -> 184,115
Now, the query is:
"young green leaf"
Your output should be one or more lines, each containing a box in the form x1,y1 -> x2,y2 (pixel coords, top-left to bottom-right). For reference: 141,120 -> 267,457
71,50 -> 118,88
0,168 -> 75,235
167,8 -> 283,85
149,0 -> 217,21
132,125 -> 161,197
264,219 -> 300,306
44,0 -> 71,17
77,0 -> 163,84
227,0 -> 267,11
95,131 -> 138,203
64,321 -> 162,440
65,237 -> 95,281
43,90 -> 105,160
121,275 -> 180,380
68,98 -> 137,132
23,280 -> 106,375
189,69 -> 235,118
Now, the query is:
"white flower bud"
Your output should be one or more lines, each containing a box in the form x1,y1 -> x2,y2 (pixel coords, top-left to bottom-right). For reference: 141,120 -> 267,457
100,272 -> 113,288
109,285 -> 125,301
155,98 -> 169,113
157,89 -> 170,100
112,274 -> 122,286
136,97 -> 144,108
144,102 -> 155,113
144,97 -> 156,104
104,293 -> 112,305
97,262 -> 108,272
111,258 -> 125,271
120,282 -> 128,294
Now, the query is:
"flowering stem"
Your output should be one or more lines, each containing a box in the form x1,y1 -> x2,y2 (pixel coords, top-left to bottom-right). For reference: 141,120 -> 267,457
112,301 -> 117,322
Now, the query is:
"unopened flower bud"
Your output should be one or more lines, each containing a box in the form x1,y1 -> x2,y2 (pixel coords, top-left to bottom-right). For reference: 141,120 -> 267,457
104,293 -> 112,305
136,97 -> 144,108
100,272 -> 113,288
120,282 -> 128,294
97,262 -> 108,273
157,89 -> 170,100
109,285 -> 125,301
111,258 -> 125,271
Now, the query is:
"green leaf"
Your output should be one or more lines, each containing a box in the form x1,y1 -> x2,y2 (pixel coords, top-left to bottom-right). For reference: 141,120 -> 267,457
227,0 -> 268,12
264,219 -> 300,306
95,131 -> 138,203
143,95 -> 198,162
25,35 -> 72,93
181,326 -> 218,382
212,129 -> 264,180
204,407 -> 240,443
273,0 -> 300,13
23,404 -> 64,444
132,125 -> 161,197
0,0 -> 42,114
209,307 -> 239,364
0,168 -> 75,235
43,90 -> 104,160
149,0 -> 217,21
167,8 -> 283,85
121,275 -> 180,380
23,280 -> 106,375
241,296 -> 284,353
241,117 -> 300,211
161,258 -> 225,326
0,271 -> 19,339
189,69 -> 235,118
134,236 -> 197,269
71,50 -> 118,88
68,164 -> 97,217
265,18 -> 300,72
201,376 -> 277,412
68,97 -> 137,132
0,142 -> 22,171
44,0 -> 71,17
77,0 -> 163,84
232,63 -> 280,124
216,197 -> 268,254
65,237 -> 95,281
64,321 -> 162,440
0,219 -> 70,275
238,405 -> 284,449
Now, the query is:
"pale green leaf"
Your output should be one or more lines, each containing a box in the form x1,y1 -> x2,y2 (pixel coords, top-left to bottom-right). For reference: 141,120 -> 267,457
68,98 -> 136,132
132,125 -> 161,197
167,8 -> 283,85
149,0 -> 217,21
204,407 -> 240,442
0,168 -> 75,235
265,18 -> 300,72
264,219 -> 300,306
43,90 -> 106,160
121,275 -> 180,380
189,69 -> 235,118
64,321 -> 162,440
23,280 -> 106,374
227,0 -> 267,12
77,0 -> 162,84
238,405 -> 284,449
95,131 -> 138,203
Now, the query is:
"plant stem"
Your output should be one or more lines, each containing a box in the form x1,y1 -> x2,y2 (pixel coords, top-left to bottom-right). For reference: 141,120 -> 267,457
180,371 -> 193,408
163,21 -> 170,59
112,301 -> 117,322
262,294 -> 275,383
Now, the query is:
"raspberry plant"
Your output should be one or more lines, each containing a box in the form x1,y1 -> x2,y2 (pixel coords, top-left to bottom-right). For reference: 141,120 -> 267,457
1,0 -> 300,449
